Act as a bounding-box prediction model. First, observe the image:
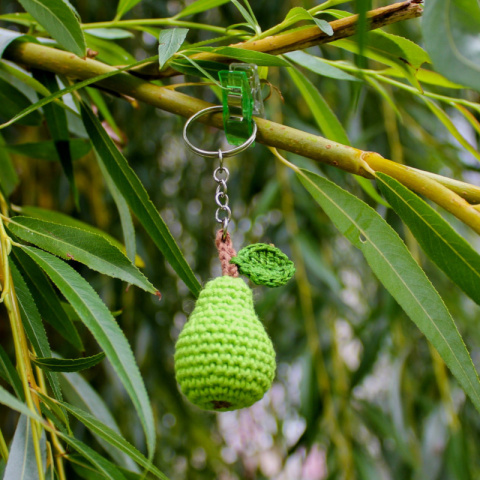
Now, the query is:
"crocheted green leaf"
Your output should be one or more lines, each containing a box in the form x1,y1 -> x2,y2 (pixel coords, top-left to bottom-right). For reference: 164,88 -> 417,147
174,276 -> 275,411
230,243 -> 295,287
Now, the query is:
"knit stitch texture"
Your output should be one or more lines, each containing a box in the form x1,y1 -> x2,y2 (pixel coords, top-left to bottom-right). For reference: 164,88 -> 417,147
230,243 -> 295,287
174,276 -> 276,411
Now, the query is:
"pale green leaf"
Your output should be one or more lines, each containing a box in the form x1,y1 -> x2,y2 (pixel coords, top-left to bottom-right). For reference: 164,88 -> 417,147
8,216 -> 156,293
421,97 -> 480,163
80,102 -> 201,297
58,401 -> 169,479
32,352 -> 106,372
21,246 -> 156,457
423,0 -> 480,92
84,28 -> 133,40
3,415 -> 46,480
0,385 -> 127,480
376,173 -> 480,306
59,434 -> 128,480
60,371 -> 139,471
158,28 -> 189,69
285,51 -> 360,81
313,18 -> 333,36
176,0 -> 229,18
298,168 -> 480,413
16,0 -> 86,57
97,154 -> 137,265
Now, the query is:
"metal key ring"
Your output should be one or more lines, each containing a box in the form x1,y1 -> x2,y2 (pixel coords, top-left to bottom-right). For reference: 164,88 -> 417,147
183,105 -> 257,158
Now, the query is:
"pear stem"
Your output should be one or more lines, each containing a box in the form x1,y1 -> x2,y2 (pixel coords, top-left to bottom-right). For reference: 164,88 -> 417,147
216,230 -> 239,277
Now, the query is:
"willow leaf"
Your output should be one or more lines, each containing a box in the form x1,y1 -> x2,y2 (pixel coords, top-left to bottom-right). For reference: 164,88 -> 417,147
376,173 -> 480,306
298,168 -> 480,413
80,102 -> 201,297
21,246 -> 156,458
32,352 -> 106,372
8,216 -> 156,293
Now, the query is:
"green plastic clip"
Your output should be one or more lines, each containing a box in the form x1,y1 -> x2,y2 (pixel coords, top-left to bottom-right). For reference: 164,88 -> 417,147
219,63 -> 264,146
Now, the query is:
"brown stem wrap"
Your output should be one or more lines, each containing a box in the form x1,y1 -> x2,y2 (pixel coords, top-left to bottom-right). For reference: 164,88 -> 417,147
215,230 -> 239,277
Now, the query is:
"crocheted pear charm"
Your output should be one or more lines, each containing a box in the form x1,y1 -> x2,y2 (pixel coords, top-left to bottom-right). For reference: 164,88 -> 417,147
231,243 -> 295,287
174,275 -> 276,411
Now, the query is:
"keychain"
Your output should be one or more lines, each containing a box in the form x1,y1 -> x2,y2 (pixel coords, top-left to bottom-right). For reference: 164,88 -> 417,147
174,72 -> 295,412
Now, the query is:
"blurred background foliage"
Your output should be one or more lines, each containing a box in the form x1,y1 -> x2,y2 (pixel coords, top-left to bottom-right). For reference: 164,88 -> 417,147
1,0 -> 480,479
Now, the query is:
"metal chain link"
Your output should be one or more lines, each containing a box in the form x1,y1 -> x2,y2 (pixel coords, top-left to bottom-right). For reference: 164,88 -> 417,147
213,150 -> 231,233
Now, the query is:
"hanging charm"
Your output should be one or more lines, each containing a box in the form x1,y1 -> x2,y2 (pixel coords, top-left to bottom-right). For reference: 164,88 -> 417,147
176,75 -> 294,411
174,230 -> 276,411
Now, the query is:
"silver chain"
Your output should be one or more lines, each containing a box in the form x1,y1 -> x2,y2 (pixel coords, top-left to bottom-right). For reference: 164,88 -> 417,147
213,150 -> 231,232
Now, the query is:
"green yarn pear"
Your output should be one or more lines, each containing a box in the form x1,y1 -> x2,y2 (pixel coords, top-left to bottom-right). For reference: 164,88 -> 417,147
174,275 -> 276,411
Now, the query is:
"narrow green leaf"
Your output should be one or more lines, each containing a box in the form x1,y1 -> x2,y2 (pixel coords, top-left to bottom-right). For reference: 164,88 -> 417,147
3,415 -> 46,480
0,133 -> 19,197
84,28 -> 134,40
298,168 -> 480,413
421,97 -> 480,163
313,18 -> 333,36
0,77 -> 42,126
8,216 -> 156,293
16,0 -> 86,57
288,66 -> 349,144
158,28 -> 189,69
284,51 -> 360,82
423,0 -> 480,92
21,246 -> 156,458
58,401 -> 169,479
354,0 -> 371,69
0,344 -> 24,400
17,205 -> 145,268
59,434 -> 128,480
10,261 -> 64,402
176,0 -> 229,18
33,70 -> 79,208
213,47 -> 289,66
376,173 -> 480,306
0,384 -> 40,419
97,155 -> 137,265
11,247 -> 84,351
1,139 -> 91,162
0,55 -> 156,129
60,371 -> 139,471
284,7 -> 333,35
116,0 -> 142,20
32,352 -> 105,372
231,0 -> 260,34
288,65 -> 387,206
80,102 -> 201,297
0,385 -> 127,480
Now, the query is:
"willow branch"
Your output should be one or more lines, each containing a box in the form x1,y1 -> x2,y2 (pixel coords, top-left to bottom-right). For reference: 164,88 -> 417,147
5,34 -> 480,234
133,0 -> 424,78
